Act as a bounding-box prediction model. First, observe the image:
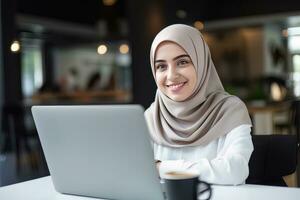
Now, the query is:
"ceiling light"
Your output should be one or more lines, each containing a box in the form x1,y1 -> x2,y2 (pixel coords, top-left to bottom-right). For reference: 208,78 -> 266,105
97,44 -> 108,55
176,10 -> 187,19
103,0 -> 116,6
10,40 -> 20,52
194,21 -> 204,30
119,44 -> 129,54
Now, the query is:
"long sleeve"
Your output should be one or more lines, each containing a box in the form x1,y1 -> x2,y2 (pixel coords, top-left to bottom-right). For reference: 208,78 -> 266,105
157,125 -> 253,185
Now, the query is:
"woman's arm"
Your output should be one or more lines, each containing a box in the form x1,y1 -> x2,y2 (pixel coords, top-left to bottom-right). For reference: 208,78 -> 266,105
158,125 -> 253,185
194,125 -> 253,185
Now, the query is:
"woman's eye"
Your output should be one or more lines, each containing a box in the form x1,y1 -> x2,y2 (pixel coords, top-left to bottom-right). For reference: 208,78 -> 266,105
156,64 -> 167,71
177,59 -> 189,66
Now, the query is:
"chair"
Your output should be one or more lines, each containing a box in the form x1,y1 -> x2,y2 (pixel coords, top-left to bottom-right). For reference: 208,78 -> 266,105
1,104 -> 40,174
292,100 -> 300,145
275,100 -> 300,142
246,135 -> 299,186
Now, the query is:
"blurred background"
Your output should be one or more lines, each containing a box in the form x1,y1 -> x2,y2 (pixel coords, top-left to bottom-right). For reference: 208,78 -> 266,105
1,0 -> 300,187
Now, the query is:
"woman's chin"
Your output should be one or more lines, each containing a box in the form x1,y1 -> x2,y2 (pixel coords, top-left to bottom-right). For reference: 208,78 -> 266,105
168,94 -> 188,102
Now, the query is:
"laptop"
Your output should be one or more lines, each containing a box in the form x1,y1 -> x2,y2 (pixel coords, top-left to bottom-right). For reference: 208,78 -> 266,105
32,105 -> 165,200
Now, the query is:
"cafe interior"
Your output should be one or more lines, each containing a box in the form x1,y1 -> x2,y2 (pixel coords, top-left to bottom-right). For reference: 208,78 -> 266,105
0,0 -> 300,189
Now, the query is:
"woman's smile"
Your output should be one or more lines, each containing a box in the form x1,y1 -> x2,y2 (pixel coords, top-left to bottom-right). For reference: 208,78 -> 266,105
167,81 -> 187,92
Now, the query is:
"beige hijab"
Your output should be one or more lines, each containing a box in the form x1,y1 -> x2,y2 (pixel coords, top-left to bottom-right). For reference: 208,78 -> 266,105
145,24 -> 252,147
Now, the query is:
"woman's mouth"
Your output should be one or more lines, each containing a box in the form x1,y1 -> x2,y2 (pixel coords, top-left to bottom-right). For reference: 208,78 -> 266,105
167,82 -> 187,92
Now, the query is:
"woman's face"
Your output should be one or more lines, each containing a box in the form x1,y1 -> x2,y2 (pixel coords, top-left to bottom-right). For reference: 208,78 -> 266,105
154,41 -> 197,102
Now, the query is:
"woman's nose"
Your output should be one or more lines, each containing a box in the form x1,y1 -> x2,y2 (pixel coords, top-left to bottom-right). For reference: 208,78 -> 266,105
167,65 -> 179,80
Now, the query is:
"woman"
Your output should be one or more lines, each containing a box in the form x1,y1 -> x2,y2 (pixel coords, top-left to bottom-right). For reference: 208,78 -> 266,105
145,24 -> 253,185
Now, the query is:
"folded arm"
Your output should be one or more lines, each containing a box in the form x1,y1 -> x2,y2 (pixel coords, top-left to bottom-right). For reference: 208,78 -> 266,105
158,126 -> 253,185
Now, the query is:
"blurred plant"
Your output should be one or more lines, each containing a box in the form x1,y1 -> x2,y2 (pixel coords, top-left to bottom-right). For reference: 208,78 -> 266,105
247,81 -> 266,101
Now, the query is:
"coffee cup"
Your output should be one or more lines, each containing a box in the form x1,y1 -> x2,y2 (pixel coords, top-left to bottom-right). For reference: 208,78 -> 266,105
160,171 -> 212,200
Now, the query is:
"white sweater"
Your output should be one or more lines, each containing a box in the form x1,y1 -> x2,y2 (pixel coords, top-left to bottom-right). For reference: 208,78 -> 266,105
153,124 -> 253,185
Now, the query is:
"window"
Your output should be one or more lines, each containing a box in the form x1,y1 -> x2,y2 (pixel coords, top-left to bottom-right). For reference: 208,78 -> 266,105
292,54 -> 300,97
21,40 -> 43,97
288,29 -> 300,97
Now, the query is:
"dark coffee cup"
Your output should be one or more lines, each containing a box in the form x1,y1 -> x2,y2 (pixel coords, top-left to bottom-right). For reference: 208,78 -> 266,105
161,171 -> 212,200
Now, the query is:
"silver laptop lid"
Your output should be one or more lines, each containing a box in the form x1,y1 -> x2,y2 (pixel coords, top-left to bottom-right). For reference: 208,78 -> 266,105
32,105 -> 164,200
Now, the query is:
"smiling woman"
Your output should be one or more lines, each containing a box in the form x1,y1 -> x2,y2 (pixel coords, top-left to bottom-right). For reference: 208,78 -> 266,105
144,24 -> 254,185
154,41 -> 197,102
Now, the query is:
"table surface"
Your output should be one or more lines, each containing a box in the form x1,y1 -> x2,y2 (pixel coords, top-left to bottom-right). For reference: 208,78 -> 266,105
1,176 -> 300,200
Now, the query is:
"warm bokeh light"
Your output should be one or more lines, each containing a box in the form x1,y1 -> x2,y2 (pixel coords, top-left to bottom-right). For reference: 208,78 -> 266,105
176,10 -> 187,19
119,44 -> 129,54
103,0 -> 116,6
271,82 -> 286,101
282,29 -> 288,37
194,21 -> 204,30
97,44 -> 108,55
10,40 -> 20,52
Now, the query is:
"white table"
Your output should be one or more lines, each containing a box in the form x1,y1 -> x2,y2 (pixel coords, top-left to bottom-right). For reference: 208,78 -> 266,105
1,176 -> 300,200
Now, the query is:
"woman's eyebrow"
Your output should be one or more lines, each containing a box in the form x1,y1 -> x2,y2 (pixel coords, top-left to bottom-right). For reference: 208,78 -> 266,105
173,54 -> 190,61
155,54 -> 190,63
154,59 -> 165,63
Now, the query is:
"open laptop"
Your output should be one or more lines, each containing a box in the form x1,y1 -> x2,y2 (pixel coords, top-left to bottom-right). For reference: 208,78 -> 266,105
31,105 -> 165,200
